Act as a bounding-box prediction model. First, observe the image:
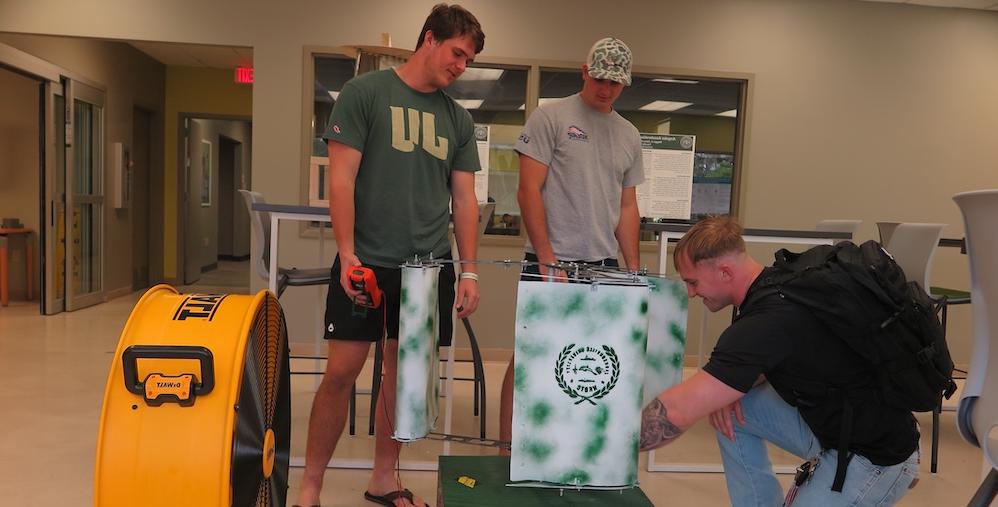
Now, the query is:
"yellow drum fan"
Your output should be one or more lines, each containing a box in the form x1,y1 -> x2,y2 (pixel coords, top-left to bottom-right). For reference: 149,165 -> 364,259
94,285 -> 290,506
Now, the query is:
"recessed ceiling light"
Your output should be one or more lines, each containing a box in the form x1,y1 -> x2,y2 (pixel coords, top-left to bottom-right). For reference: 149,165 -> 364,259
716,109 -> 738,117
456,99 -> 484,109
638,100 -> 694,112
652,78 -> 700,84
458,68 -> 504,81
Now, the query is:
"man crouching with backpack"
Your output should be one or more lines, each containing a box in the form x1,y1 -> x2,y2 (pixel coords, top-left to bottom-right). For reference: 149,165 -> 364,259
640,216 -> 919,506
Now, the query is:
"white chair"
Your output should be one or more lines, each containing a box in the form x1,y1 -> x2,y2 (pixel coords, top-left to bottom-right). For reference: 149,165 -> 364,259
884,223 -> 945,293
815,219 -> 862,238
238,189 -> 331,297
876,221 -> 901,246
953,190 -> 998,506
883,222 -> 950,472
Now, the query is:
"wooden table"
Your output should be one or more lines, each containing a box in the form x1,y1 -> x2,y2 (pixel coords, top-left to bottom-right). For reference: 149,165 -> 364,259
0,227 -> 34,306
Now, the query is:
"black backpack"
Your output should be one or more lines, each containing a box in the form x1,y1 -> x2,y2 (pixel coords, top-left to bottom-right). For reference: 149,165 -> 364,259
749,240 -> 957,490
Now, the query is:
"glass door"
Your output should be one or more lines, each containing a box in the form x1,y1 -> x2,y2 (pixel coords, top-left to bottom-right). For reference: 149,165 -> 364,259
43,80 -> 67,314
65,79 -> 105,311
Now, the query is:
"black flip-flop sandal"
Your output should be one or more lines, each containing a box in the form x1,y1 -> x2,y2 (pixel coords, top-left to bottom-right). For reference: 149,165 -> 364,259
364,488 -> 429,507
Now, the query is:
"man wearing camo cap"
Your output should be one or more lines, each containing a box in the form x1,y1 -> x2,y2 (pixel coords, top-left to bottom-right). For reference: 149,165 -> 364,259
499,37 -> 645,447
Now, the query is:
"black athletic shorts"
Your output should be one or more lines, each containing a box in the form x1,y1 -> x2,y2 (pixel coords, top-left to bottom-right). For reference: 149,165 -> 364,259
324,255 -> 456,346
520,252 -> 619,282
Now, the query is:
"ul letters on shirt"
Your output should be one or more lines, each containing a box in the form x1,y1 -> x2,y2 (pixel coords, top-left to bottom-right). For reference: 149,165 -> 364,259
510,278 -> 688,488
390,107 -> 448,160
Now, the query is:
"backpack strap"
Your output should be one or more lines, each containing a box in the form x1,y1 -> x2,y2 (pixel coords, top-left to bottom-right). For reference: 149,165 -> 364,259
832,394 -> 855,492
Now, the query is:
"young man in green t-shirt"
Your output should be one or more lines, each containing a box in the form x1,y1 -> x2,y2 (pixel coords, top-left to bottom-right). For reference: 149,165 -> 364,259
296,5 -> 485,507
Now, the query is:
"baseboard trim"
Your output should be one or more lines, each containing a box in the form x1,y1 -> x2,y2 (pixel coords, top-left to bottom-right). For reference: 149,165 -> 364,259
200,262 -> 218,273
218,254 -> 250,262
104,285 -> 135,301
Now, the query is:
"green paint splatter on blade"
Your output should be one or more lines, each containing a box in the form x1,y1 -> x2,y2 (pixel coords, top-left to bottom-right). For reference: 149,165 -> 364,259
522,439 -> 554,462
521,296 -> 547,322
646,353 -> 664,373
669,321 -> 686,345
591,405 -> 610,431
514,364 -> 527,392
671,352 -> 684,369
630,326 -> 646,344
599,296 -> 624,319
558,469 -> 591,485
529,401 -> 552,426
669,281 -> 688,310
561,292 -> 585,316
583,435 -> 606,461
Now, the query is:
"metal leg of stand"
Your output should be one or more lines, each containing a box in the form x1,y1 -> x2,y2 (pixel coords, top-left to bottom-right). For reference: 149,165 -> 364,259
461,317 -> 487,439
968,468 -> 998,507
349,384 -> 356,435
369,341 -> 384,436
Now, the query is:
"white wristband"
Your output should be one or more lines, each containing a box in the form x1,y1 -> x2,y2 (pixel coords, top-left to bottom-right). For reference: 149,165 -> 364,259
459,272 -> 480,282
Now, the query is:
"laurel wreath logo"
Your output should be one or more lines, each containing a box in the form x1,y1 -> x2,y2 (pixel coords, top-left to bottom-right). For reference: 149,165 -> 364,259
555,343 -> 620,405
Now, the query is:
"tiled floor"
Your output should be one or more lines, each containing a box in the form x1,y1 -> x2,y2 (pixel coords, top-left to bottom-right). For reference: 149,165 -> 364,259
0,260 -> 991,505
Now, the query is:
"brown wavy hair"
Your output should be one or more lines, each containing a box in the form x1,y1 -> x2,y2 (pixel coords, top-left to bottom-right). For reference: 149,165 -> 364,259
415,3 -> 485,54
673,216 -> 746,270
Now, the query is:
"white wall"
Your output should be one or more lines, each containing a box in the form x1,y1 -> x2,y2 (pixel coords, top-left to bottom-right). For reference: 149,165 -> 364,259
2,0 -> 997,361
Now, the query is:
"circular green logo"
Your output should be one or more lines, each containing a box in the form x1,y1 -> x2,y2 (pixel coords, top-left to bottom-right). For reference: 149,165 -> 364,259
556,344 -> 620,405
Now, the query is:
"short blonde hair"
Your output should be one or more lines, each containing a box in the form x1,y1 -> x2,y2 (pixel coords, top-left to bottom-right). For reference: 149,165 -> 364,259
673,216 -> 746,270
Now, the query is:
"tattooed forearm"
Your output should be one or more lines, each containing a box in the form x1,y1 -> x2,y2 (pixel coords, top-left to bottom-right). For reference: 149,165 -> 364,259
639,398 -> 685,451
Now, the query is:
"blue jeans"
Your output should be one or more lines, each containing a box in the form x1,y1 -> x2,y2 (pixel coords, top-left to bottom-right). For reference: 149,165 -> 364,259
716,382 -> 920,506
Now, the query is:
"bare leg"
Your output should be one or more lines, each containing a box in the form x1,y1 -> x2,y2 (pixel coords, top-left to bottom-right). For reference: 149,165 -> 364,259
499,355 -> 515,457
366,338 -> 428,506
295,339 -> 371,507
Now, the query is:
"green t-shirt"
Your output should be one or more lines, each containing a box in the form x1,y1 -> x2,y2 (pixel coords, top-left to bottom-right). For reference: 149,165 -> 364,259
324,69 -> 481,267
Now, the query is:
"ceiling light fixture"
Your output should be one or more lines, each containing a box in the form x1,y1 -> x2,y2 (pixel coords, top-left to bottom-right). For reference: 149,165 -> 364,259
458,68 -> 505,81
638,100 -> 694,112
456,99 -> 484,109
716,109 -> 738,117
652,78 -> 700,84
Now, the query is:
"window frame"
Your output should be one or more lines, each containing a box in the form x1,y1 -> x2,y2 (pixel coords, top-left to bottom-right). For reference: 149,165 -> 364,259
299,48 -> 752,245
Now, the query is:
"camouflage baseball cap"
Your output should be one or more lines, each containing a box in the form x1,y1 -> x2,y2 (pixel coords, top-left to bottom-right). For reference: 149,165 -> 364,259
586,37 -> 632,86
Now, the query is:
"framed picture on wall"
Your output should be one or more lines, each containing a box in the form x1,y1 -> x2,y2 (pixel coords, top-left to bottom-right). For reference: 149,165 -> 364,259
200,140 -> 212,207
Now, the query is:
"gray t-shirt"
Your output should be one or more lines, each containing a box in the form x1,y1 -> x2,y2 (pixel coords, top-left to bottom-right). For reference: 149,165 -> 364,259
515,93 -> 644,261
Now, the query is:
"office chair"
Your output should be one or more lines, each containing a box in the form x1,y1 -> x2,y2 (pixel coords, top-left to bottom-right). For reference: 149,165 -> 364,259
238,189 -> 331,297
883,222 -> 952,473
952,190 -> 998,506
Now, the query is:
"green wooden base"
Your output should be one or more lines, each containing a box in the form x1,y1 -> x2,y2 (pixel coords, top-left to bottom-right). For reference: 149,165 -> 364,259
437,456 -> 654,507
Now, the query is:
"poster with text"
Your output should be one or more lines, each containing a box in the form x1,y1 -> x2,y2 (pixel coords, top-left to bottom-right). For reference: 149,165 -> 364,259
636,134 -> 695,220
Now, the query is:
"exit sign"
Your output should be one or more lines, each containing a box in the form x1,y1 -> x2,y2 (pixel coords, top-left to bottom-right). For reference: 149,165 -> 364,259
235,67 -> 254,84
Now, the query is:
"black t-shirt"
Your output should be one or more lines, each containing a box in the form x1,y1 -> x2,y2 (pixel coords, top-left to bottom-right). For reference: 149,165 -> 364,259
702,267 -> 919,466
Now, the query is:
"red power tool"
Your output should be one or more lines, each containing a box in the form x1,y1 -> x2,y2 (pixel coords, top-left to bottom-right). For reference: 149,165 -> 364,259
348,267 -> 383,309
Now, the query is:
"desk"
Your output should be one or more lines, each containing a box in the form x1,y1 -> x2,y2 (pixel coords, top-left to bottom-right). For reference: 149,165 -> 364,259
0,228 -> 34,307
641,222 -> 851,474
437,456 -> 654,506
250,202 -> 462,471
